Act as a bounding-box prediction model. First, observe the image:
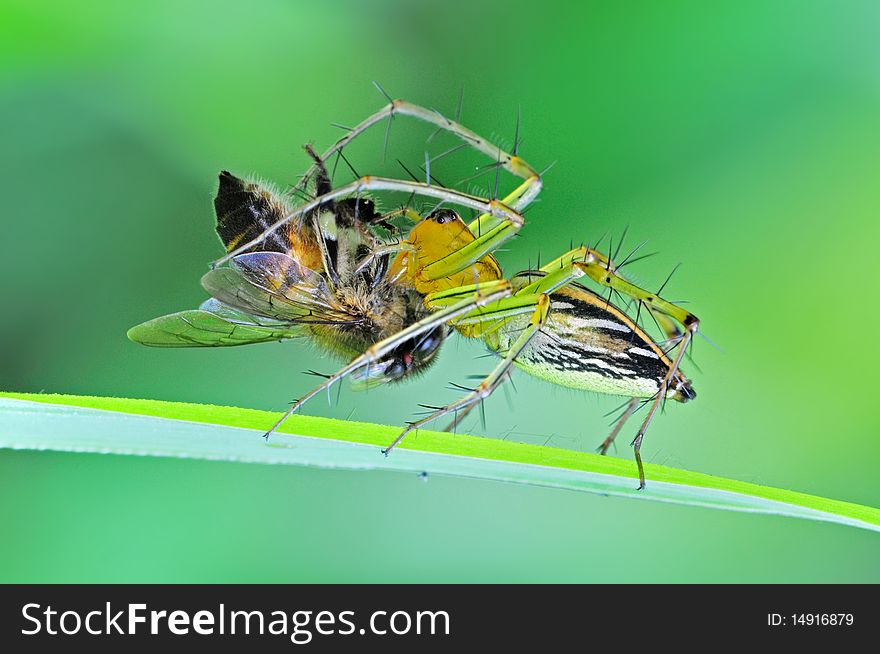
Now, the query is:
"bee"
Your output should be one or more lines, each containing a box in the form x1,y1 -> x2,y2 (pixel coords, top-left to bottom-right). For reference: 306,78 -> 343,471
128,98 -> 700,488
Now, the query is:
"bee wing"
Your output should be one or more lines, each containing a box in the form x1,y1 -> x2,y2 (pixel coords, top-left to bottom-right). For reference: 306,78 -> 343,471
127,299 -> 304,347
200,252 -> 357,325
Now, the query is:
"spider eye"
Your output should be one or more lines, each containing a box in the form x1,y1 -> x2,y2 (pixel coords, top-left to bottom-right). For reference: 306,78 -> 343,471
428,208 -> 460,225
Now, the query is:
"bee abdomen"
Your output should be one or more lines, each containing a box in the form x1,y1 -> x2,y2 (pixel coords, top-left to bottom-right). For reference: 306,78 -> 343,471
214,171 -> 293,254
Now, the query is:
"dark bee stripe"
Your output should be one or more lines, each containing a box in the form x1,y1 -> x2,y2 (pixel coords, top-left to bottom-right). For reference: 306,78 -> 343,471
214,171 -> 292,254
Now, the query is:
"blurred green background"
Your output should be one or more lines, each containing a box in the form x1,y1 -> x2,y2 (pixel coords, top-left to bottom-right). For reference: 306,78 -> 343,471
1,0 -> 878,582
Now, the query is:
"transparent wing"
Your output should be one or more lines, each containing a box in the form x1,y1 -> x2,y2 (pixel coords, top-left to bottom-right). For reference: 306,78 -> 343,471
349,359 -> 398,390
127,299 -> 304,348
200,252 -> 357,325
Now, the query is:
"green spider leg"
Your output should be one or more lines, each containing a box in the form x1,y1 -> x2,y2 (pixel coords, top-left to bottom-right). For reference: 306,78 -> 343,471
382,259 -> 594,452
538,246 -> 699,332
390,249 -> 700,489
216,99 -> 542,270
382,294 -> 552,454
288,99 -> 543,218
539,246 -> 700,488
214,177 -> 522,268
598,397 -> 640,455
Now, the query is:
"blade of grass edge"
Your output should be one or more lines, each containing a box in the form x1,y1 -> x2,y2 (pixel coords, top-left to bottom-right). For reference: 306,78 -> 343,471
0,392 -> 878,533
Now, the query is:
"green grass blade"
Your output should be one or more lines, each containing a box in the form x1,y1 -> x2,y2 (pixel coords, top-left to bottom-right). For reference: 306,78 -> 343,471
1,392 -> 878,533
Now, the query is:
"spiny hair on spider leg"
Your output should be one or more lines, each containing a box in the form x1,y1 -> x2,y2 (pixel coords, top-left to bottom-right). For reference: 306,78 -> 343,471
335,149 -> 361,179
457,159 -> 506,186
586,230 -> 608,254
656,263 -> 682,295
612,226 -> 630,262
488,129 -> 516,155
371,80 -> 395,104
427,142 -> 469,166
614,239 -> 647,270
454,86 -> 464,122
397,159 -> 421,183
616,250 -> 658,272
500,378 -> 516,411
512,106 -> 523,156
417,161 -> 450,188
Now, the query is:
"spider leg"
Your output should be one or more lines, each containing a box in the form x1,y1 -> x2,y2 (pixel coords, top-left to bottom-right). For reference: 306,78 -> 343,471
262,280 -> 512,439
290,99 -> 542,275
598,397 -> 639,455
442,400 -> 478,433
539,246 -> 699,335
289,99 -> 543,215
214,176 -> 523,267
536,246 -> 700,488
384,294 -> 551,454
441,369 -> 512,432
630,325 -> 694,489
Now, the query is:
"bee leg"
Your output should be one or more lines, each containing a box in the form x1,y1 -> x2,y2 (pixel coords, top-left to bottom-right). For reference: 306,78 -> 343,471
303,144 -> 332,196
598,398 -> 639,455
262,280 -> 512,440
276,98 -> 542,279
384,294 -> 550,454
